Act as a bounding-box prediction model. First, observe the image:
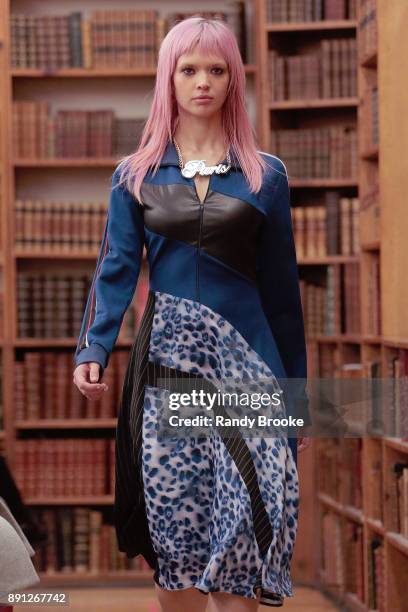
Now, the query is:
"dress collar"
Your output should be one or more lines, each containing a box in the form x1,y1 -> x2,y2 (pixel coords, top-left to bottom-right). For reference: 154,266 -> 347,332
159,139 -> 242,170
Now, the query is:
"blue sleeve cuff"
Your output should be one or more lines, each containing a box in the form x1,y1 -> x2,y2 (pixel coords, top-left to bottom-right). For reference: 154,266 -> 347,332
74,342 -> 109,375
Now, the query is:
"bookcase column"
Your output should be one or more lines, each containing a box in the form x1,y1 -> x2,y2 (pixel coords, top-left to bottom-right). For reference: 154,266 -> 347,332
377,0 -> 408,341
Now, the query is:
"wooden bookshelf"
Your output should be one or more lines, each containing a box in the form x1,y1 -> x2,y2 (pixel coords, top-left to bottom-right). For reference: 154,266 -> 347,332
258,1 -> 408,608
15,418 -> 117,429
2,0 -> 407,601
255,0 -> 365,587
0,0 -> 262,588
269,97 -> 358,109
312,0 -> 408,610
266,20 -> 357,32
13,338 -> 133,348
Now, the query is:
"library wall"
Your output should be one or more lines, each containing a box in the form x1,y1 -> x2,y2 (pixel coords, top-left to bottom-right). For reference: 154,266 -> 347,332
1,1 -> 408,610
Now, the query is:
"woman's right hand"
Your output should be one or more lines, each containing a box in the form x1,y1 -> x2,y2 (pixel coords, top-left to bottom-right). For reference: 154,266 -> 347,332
73,362 -> 109,401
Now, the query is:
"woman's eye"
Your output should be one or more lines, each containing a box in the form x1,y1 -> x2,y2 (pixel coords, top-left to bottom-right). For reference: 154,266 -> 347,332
181,67 -> 225,75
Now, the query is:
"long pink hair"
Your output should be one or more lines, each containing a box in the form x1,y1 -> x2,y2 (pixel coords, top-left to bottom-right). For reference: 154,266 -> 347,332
116,16 -> 269,203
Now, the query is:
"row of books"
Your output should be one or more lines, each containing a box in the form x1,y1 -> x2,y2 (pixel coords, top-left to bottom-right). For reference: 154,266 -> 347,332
348,357 -> 407,440
267,39 -> 357,101
317,439 -> 363,507
366,252 -> 381,336
342,261 -> 361,334
9,346 -> 408,429
358,0 -> 378,59
14,196 -> 359,257
270,125 -> 358,179
14,438 -> 115,497
17,274 -> 91,339
301,279 -> 327,337
321,511 -> 364,600
15,200 -> 108,252
17,271 -> 149,340
300,263 -> 360,337
384,351 -> 408,440
265,0 -> 357,22
11,5 -> 248,70
368,538 -> 384,612
368,448 -> 408,530
13,102 -> 145,159
30,507 -> 151,574
292,196 -> 360,258
14,350 -> 129,421
361,83 -> 379,151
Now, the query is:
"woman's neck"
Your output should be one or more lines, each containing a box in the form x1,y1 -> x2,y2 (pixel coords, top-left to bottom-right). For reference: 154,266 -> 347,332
173,115 -> 226,158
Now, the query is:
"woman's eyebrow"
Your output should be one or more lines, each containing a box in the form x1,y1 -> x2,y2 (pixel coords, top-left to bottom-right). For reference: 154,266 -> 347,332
179,61 -> 227,68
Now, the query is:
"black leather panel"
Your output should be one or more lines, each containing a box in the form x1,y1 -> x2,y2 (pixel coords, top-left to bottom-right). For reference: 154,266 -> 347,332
140,182 -> 265,283
140,183 -> 200,247
200,191 -> 264,283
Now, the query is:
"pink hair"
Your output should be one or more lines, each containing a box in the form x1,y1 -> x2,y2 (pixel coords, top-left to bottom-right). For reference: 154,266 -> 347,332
115,16 -> 269,203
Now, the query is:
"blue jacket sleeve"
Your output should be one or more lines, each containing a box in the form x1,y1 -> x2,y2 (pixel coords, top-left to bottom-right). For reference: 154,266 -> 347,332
74,167 -> 145,375
257,163 -> 311,426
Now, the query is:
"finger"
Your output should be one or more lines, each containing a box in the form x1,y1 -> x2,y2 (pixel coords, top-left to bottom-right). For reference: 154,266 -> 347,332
79,380 -> 107,393
89,363 -> 100,383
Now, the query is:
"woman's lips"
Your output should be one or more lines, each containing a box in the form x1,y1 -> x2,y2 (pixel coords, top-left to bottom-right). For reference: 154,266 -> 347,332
193,97 -> 213,103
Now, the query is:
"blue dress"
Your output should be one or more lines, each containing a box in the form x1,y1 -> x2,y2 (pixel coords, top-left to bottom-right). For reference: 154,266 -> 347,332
74,140 -> 310,606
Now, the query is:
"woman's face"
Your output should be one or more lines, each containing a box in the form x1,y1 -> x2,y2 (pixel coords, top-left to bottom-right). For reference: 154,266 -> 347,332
173,46 -> 230,119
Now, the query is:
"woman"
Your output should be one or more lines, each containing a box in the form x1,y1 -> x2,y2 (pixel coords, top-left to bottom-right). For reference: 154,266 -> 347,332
73,16 -> 311,612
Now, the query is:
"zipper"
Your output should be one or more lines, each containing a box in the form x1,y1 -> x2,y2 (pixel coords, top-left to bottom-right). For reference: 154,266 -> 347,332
192,176 -> 211,302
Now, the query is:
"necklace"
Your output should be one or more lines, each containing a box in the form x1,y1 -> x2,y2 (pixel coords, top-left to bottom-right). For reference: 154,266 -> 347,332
172,137 -> 232,179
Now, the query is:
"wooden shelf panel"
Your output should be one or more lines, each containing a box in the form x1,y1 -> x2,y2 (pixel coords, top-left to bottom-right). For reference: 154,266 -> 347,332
14,249 -> 148,261
312,333 -> 362,343
24,496 -> 114,505
361,241 -> 381,251
318,492 -> 364,524
366,517 -> 385,536
14,158 -> 118,167
360,146 -> 379,160
269,97 -> 358,109
383,437 -> 408,453
289,179 -> 358,188
382,338 -> 408,349
14,249 -> 101,259
266,20 -> 357,32
15,419 -> 117,429
297,255 -> 360,264
360,50 -> 377,68
11,68 -> 157,77
386,532 -> 408,557
14,338 -> 133,347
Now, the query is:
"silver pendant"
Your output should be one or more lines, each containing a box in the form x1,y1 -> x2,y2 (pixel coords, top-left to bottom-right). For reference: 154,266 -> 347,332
172,137 -> 232,179
181,159 -> 231,179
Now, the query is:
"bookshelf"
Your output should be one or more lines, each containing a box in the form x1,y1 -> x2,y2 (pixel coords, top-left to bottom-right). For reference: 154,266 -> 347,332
0,0 -> 262,587
290,0 -> 408,610
256,0 -> 361,586
258,1 -> 408,608
1,0 -> 406,602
